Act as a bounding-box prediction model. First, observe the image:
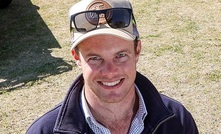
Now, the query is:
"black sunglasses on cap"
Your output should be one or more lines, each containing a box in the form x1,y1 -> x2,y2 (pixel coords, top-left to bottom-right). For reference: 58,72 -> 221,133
70,8 -> 132,32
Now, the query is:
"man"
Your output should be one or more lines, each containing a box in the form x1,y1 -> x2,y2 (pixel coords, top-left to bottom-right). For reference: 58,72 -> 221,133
27,0 -> 199,133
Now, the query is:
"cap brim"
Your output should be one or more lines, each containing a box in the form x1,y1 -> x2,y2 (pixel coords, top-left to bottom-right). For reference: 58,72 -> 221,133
71,28 -> 136,50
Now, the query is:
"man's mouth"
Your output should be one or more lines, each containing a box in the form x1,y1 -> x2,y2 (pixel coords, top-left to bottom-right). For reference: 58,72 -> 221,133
101,80 -> 122,87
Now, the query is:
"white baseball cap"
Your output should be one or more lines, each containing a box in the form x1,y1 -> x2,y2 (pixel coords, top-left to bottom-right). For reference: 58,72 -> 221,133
69,0 -> 139,50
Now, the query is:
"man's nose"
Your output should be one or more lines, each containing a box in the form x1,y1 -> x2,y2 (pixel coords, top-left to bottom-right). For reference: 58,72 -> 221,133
100,61 -> 118,77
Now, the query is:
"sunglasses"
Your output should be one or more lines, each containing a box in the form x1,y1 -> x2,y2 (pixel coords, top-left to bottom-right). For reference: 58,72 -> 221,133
70,8 -> 133,32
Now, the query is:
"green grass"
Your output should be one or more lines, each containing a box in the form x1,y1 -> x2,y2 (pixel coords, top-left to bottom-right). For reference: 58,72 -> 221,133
0,0 -> 73,92
0,0 -> 221,133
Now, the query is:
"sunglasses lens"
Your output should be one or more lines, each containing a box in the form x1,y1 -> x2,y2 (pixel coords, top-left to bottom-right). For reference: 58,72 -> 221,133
85,12 -> 99,25
107,9 -> 131,28
73,11 -> 99,32
72,8 -> 132,32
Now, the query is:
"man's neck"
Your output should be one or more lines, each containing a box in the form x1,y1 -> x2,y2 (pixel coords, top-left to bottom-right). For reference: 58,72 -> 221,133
85,88 -> 139,134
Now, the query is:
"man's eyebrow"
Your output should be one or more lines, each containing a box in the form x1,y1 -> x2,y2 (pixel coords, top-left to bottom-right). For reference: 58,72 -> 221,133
85,52 -> 101,57
117,49 -> 132,54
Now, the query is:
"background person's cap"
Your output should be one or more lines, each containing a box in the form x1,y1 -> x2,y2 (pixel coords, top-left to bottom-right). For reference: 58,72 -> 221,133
69,0 -> 139,50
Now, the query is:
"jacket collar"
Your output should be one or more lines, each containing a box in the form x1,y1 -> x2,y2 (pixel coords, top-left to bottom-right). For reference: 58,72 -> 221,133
53,74 -> 89,133
53,72 -> 174,133
135,72 -> 174,133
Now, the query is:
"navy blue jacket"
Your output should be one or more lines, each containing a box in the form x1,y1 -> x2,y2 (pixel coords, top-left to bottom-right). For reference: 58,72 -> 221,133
27,72 -> 198,134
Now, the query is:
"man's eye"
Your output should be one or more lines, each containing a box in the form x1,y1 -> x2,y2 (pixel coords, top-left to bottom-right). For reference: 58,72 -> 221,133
88,56 -> 102,65
117,53 -> 126,58
115,53 -> 129,63
90,56 -> 101,60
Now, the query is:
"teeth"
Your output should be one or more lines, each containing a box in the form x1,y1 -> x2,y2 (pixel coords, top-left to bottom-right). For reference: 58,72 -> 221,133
102,80 -> 121,86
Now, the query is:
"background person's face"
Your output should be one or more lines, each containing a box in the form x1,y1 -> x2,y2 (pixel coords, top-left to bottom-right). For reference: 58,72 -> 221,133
75,35 -> 141,103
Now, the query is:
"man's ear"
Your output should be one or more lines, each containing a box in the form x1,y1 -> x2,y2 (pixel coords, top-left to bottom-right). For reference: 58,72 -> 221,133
71,50 -> 80,60
71,50 -> 81,67
135,40 -> 141,63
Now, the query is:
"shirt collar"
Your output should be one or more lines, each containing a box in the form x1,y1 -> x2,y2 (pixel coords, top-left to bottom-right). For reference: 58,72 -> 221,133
81,87 -> 110,133
135,84 -> 148,121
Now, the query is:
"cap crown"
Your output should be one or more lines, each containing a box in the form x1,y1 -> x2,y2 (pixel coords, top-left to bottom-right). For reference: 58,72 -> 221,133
69,0 -> 139,49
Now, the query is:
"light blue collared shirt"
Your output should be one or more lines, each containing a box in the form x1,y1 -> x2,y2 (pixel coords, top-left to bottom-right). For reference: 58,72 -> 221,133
81,84 -> 147,134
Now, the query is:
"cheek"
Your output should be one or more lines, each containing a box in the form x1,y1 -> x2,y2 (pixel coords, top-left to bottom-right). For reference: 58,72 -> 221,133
81,63 -> 92,74
82,67 -> 93,84
81,62 -> 98,80
123,57 -> 137,69
81,60 -> 97,72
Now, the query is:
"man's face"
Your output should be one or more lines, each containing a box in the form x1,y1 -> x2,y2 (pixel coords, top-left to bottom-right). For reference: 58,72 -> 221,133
73,35 -> 141,103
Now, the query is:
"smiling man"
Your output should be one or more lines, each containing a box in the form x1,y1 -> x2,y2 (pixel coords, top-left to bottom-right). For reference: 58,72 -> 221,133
27,0 -> 198,134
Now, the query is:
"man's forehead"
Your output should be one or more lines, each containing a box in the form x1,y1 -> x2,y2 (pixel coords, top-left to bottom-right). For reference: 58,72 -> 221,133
78,44 -> 133,56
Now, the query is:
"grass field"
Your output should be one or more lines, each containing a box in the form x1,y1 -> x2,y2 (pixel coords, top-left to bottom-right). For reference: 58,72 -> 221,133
0,0 -> 220,133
